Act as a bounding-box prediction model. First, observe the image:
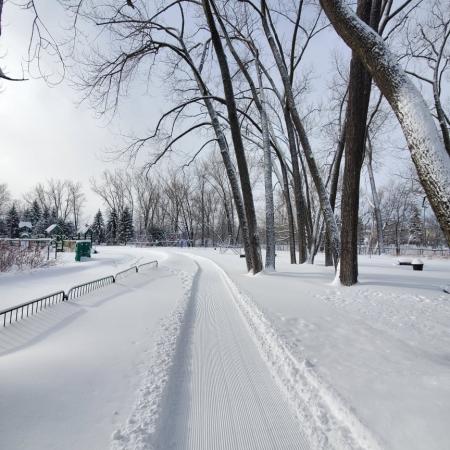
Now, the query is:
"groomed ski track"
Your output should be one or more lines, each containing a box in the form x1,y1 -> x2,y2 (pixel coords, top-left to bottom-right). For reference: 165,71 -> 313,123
154,254 -> 310,450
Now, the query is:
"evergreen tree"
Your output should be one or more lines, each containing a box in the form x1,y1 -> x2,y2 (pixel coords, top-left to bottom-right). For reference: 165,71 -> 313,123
92,209 -> 105,244
119,207 -> 134,244
6,204 -> 20,238
31,200 -> 42,226
107,208 -> 118,244
22,207 -> 32,223
0,218 -> 7,236
34,206 -> 51,237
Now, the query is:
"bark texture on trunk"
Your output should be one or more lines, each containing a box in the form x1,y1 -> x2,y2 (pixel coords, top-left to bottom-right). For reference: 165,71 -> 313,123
325,121 -> 346,266
284,109 -> 308,263
367,138 -> 384,254
320,0 -> 450,246
261,1 -> 340,266
203,0 -> 263,272
339,0 -> 376,285
256,59 -> 276,270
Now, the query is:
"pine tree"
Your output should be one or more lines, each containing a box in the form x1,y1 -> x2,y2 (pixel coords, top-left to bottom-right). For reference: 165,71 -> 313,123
22,207 -> 32,223
119,207 -> 134,244
92,210 -> 105,244
0,218 -> 7,236
31,200 -> 42,226
107,208 -> 119,244
34,206 -> 50,237
6,204 -> 20,238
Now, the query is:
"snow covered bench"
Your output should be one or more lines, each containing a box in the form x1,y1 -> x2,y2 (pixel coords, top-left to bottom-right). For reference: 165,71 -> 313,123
397,257 -> 412,265
397,257 -> 424,271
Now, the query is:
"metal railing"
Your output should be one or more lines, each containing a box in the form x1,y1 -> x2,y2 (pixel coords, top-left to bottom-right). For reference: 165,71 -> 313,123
66,275 -> 115,300
115,266 -> 138,280
137,260 -> 159,270
1,259 -> 159,327
1,291 -> 66,327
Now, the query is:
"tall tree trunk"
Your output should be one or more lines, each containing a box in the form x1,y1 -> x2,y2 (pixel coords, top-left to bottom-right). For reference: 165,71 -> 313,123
276,154 -> 297,264
181,43 -> 254,271
203,0 -> 263,273
367,137 -> 384,254
320,0 -> 450,246
284,109 -> 307,263
256,58 -> 276,270
325,121 -> 346,266
260,1 -> 340,266
339,0 -> 381,286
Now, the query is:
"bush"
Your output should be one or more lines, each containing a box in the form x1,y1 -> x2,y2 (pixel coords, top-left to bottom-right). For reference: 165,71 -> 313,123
0,241 -> 47,272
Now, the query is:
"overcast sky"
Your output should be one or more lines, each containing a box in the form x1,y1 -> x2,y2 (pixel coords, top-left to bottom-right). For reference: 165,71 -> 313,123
0,1 -> 410,222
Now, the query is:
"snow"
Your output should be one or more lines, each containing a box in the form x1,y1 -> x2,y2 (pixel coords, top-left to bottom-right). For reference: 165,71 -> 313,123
45,224 -> 59,233
18,221 -> 32,229
1,246 -> 450,449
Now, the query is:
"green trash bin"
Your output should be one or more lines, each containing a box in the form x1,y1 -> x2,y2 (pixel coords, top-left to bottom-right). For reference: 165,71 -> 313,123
75,241 -> 92,261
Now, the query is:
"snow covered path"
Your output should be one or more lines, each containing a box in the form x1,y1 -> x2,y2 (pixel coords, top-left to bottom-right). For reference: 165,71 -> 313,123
154,255 -> 309,450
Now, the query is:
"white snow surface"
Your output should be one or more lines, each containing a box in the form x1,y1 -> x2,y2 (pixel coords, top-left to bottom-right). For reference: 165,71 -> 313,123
1,246 -> 450,449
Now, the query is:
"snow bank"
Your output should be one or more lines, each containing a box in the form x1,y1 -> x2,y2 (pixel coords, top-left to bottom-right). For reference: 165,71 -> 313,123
111,261 -> 200,450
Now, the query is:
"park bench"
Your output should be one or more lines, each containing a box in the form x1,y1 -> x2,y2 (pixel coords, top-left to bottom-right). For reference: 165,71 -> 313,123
397,257 -> 424,271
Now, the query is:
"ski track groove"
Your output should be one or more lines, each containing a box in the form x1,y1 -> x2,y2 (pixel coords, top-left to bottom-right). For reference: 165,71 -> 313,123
155,256 -> 309,450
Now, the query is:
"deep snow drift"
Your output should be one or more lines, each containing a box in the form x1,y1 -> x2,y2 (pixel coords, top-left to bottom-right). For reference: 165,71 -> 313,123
1,246 -> 449,449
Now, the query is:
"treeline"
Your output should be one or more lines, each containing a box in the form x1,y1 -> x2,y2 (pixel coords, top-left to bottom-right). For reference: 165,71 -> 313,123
0,180 -> 85,238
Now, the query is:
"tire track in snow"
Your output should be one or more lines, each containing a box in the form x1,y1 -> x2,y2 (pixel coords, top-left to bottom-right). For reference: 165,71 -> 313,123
154,256 -> 309,450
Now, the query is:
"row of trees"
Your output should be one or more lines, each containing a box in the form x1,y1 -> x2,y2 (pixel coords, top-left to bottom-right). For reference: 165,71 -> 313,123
1,0 -> 449,284
0,180 -> 85,238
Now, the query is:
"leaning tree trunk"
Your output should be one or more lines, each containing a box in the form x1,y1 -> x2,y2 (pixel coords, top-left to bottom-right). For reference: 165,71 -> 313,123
339,0 -> 380,286
179,38 -> 255,270
320,0 -> 450,246
203,0 -> 263,273
325,121 -> 346,266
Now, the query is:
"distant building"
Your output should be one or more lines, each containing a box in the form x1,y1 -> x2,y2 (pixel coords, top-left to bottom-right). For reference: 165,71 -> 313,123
19,221 -> 33,238
45,224 -> 63,237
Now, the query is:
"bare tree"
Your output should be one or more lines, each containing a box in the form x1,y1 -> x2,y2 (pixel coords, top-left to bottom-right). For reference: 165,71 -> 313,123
320,0 -> 450,247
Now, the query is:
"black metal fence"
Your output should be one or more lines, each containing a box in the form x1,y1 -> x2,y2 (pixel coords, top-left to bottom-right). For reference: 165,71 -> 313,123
138,260 -> 159,270
1,259 -> 159,328
66,275 -> 116,300
1,291 -> 66,328
115,266 -> 138,280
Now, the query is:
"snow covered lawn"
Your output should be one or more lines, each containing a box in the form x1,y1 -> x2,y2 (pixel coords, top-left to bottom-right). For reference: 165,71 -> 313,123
0,249 -> 185,450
